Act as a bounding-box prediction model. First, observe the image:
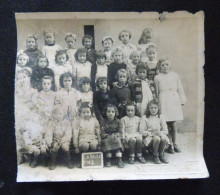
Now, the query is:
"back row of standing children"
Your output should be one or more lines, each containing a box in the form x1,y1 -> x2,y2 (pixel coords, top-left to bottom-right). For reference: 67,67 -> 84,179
16,27 -> 186,170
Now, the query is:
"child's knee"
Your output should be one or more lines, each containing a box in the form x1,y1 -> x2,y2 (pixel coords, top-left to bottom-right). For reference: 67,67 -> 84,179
52,143 -> 60,152
80,143 -> 90,152
129,138 -> 136,144
153,136 -> 161,143
89,142 -> 98,151
105,151 -> 112,158
161,135 -> 169,143
136,137 -> 142,144
115,150 -> 122,157
33,148 -> 40,156
61,144 -> 70,152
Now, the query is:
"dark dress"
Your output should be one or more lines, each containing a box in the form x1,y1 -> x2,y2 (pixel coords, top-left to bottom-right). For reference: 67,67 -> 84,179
101,119 -> 123,152
147,67 -> 159,98
87,48 -> 96,64
110,82 -> 132,118
24,48 -> 43,69
93,90 -> 111,124
31,67 -> 55,91
107,62 -> 127,89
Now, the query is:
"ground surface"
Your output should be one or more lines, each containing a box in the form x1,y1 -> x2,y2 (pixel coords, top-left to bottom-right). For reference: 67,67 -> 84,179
17,132 -> 208,181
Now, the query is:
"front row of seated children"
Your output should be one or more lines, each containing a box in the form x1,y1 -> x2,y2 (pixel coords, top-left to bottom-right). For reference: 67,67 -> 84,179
19,98 -> 169,170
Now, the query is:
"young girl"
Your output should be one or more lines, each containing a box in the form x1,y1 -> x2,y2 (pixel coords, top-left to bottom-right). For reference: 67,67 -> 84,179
137,28 -> 154,62
16,52 -> 32,74
42,29 -> 62,68
108,48 -> 127,89
102,36 -> 114,65
101,104 -> 124,168
36,76 -> 56,123
52,50 -> 72,90
127,50 -> 141,82
72,48 -> 92,88
91,50 -> 108,91
78,77 -> 93,105
110,69 -> 132,118
117,30 -> 137,64
65,33 -> 77,64
45,105 -> 73,170
120,103 -> 146,164
73,102 -> 101,153
140,99 -> 169,164
30,55 -> 55,91
24,34 -> 43,69
55,72 -> 81,121
132,63 -> 153,117
82,35 -> 96,64
93,77 -> 111,125
154,58 -> 187,153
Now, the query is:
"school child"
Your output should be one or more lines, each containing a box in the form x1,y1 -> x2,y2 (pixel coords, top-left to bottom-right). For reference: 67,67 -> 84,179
127,50 -> 141,82
78,77 -> 93,105
82,35 -> 96,64
42,29 -> 62,68
91,50 -> 108,91
132,63 -> 153,117
65,33 -> 77,64
52,50 -> 72,90
16,52 -> 32,74
45,105 -> 74,170
93,77 -> 111,125
102,36 -> 114,65
24,34 -> 43,69
36,76 -> 56,123
30,55 -> 55,91
137,28 -> 154,62
140,99 -> 169,164
110,69 -> 132,118
145,44 -> 159,97
120,103 -> 146,164
73,102 -> 101,153
107,48 -> 127,89
154,58 -> 187,153
101,104 -> 124,168
55,72 -> 81,121
117,30 -> 137,63
22,106 -> 47,168
72,48 -> 92,87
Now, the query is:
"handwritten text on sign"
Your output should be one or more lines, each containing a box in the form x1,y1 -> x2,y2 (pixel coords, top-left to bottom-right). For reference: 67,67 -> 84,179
81,152 -> 103,169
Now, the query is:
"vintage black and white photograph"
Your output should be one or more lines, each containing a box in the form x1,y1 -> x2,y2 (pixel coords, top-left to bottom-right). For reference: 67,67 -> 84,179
15,12 -> 208,181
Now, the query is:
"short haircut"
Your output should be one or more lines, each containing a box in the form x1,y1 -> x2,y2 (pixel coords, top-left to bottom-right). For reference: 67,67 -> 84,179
74,48 -> 88,61
145,98 -> 161,117
118,30 -> 132,40
111,48 -> 124,59
82,35 -> 94,45
42,75 -> 53,82
135,62 -> 149,75
157,57 -> 170,72
52,105 -> 64,117
59,72 -> 75,88
95,50 -> 107,59
125,102 -> 138,116
96,77 -> 108,89
79,77 -> 91,89
146,44 -> 157,52
116,68 -> 129,81
65,33 -> 77,41
79,102 -> 94,115
37,55 -> 49,68
55,50 -> 69,64
103,103 -> 119,118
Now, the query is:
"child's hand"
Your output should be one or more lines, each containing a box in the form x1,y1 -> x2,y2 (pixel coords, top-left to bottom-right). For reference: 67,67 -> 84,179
75,147 -> 80,154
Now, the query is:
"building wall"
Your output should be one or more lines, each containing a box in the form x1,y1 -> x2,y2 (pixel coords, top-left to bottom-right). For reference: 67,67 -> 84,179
16,17 -> 200,132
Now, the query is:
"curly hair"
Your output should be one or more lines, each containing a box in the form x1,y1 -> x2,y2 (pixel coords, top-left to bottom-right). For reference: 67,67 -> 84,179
129,50 -> 141,60
135,62 -> 149,75
145,98 -> 161,117
118,30 -> 132,40
95,50 -> 107,60
43,29 -> 55,37
102,36 -> 113,45
17,52 -> 29,64
125,102 -> 138,116
37,55 -> 49,68
74,48 -> 88,62
102,103 -> 119,119
55,50 -> 69,64
65,33 -> 77,41
59,72 -> 75,88
116,68 -> 129,82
